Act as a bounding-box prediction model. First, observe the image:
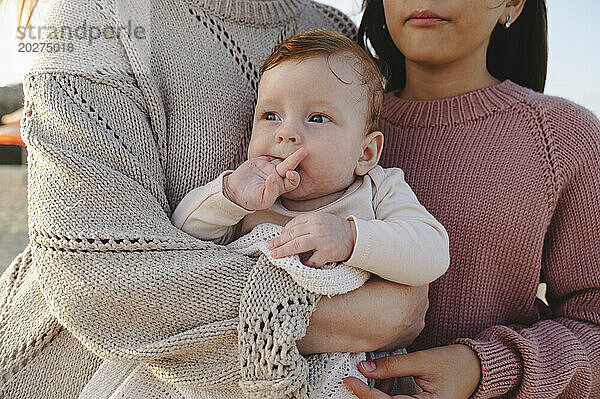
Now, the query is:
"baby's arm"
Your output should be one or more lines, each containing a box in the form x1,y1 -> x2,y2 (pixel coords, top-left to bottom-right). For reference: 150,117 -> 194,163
171,171 -> 252,244
347,167 -> 450,286
269,168 -> 449,285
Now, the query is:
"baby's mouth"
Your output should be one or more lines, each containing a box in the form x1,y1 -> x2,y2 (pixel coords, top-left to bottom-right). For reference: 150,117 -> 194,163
271,155 -> 302,171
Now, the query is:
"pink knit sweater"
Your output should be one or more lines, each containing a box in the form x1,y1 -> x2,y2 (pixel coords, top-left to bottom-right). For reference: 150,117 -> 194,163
380,80 -> 600,398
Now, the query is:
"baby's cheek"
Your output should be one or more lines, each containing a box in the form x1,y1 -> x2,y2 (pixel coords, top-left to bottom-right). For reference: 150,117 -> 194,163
247,134 -> 268,158
295,169 -> 310,190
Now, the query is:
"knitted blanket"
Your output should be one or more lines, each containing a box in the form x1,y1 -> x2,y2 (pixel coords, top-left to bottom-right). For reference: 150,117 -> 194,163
79,224 -> 371,399
229,223 -> 370,297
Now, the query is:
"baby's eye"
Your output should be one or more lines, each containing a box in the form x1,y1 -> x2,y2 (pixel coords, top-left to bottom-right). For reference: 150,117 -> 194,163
265,112 -> 280,121
309,114 -> 331,123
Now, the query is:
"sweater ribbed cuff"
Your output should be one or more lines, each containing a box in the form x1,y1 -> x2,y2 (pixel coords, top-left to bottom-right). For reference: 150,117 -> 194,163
453,337 -> 522,398
345,215 -> 370,269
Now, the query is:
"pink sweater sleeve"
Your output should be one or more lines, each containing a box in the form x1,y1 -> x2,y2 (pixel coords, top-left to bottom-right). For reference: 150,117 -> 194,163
455,100 -> 600,398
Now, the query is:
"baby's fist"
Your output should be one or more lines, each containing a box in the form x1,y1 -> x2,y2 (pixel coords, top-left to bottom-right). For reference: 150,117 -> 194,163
223,149 -> 306,211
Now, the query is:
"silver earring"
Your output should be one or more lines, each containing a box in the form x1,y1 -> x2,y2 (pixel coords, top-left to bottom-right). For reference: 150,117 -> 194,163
504,15 -> 511,29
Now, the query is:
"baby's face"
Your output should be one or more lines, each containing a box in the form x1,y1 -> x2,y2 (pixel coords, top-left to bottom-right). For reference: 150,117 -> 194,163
249,55 -> 369,203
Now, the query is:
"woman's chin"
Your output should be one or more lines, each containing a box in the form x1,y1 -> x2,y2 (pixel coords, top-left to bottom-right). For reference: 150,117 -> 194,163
397,41 -> 455,66
406,51 -> 454,66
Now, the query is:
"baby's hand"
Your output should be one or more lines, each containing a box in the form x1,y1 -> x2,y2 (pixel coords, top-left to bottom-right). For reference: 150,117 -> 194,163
268,212 -> 357,268
224,148 -> 307,211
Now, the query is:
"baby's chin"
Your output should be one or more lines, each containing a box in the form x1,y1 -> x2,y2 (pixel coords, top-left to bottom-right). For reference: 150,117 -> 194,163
279,188 -> 327,212
280,187 -> 310,201
279,184 -> 323,204
279,183 -> 349,212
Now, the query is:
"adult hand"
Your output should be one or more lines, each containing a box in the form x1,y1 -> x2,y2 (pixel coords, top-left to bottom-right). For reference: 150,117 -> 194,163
224,148 -> 307,210
297,278 -> 428,354
343,345 -> 481,399
268,212 -> 356,267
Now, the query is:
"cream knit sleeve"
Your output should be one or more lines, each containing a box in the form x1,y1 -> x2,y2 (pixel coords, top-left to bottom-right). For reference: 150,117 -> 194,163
22,72 -> 319,397
171,171 -> 253,245
346,167 -> 450,286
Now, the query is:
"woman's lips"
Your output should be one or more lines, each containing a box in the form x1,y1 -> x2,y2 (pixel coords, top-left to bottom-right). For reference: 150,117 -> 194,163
406,10 -> 448,26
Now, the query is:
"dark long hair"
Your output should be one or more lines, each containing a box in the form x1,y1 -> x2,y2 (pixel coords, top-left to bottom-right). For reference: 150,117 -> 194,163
358,0 -> 548,93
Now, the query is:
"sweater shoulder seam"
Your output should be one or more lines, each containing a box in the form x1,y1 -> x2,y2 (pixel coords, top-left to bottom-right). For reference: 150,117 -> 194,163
519,98 -> 563,223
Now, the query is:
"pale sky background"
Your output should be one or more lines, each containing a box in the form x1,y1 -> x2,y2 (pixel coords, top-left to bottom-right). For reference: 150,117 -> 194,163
1,0 -> 599,117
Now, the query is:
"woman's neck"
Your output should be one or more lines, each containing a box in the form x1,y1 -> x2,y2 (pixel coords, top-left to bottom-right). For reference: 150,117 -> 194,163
400,44 -> 500,101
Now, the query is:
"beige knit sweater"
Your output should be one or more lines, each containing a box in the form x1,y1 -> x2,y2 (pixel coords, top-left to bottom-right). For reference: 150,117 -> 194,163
0,0 -> 357,398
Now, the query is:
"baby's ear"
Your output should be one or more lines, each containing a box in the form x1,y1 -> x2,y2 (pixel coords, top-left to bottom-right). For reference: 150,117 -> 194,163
355,131 -> 384,176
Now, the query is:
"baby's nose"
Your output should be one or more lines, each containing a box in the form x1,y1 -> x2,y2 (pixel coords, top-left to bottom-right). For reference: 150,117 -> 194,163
277,134 -> 297,143
276,129 -> 300,144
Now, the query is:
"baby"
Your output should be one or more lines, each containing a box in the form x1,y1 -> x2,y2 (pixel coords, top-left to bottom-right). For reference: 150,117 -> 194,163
171,29 -> 451,397
79,30 -> 449,399
172,30 -> 450,287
